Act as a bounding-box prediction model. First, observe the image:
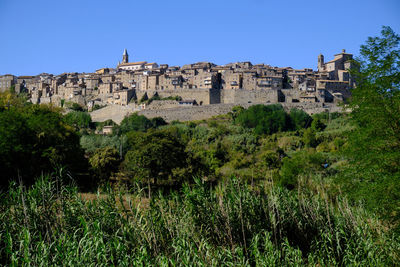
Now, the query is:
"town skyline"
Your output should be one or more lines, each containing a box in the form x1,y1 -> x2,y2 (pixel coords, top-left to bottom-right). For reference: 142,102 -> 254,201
0,0 -> 399,76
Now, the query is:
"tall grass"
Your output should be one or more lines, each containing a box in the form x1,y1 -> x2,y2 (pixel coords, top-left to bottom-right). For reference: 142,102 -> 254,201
0,175 -> 398,266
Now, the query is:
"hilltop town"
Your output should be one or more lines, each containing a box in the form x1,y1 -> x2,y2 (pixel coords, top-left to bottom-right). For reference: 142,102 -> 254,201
0,49 -> 354,121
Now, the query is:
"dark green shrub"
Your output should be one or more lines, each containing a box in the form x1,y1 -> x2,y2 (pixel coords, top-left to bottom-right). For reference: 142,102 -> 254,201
289,108 -> 312,130
118,113 -> 153,134
64,111 -> 92,129
235,104 -> 291,135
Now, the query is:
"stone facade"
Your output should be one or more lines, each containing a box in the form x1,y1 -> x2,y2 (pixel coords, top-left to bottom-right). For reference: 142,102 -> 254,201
0,74 -> 16,92
6,49 -> 355,113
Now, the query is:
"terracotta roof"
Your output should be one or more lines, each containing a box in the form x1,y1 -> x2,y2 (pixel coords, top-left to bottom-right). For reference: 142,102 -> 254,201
119,61 -> 147,66
145,63 -> 157,65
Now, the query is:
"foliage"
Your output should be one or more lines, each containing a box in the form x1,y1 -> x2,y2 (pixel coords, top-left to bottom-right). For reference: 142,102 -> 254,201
0,110 -> 34,186
289,108 -> 312,130
311,117 -> 326,132
279,150 -> 327,189
66,102 -> 85,111
235,104 -> 292,135
64,111 -> 92,130
0,103 -> 86,187
80,134 -> 125,155
0,176 -> 398,266
91,104 -> 106,111
95,119 -> 117,132
89,147 -> 120,185
139,92 -> 148,103
123,130 -> 191,187
150,117 -> 167,128
303,128 -> 318,147
343,26 -> 400,228
0,91 -> 29,110
117,113 -> 154,134
145,94 -> 183,105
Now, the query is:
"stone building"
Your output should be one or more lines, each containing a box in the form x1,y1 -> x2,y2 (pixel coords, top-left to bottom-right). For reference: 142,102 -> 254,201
6,49 -> 355,109
0,74 -> 16,92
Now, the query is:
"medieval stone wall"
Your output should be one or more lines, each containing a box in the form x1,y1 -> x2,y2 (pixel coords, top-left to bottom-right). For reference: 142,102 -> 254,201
221,89 -> 279,104
135,88 -> 220,105
137,102 -> 342,122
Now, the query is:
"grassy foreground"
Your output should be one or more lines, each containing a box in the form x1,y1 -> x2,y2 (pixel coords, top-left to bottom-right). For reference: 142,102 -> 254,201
1,175 -> 399,266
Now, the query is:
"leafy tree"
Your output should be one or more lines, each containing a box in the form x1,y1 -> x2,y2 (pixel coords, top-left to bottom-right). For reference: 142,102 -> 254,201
118,113 -> 153,134
235,104 -> 291,135
289,108 -> 312,130
0,111 -> 35,186
303,128 -> 318,147
69,102 -> 84,111
150,117 -> 167,128
344,26 -> 400,227
139,92 -> 148,103
0,91 -> 29,111
230,105 -> 245,120
9,85 -> 15,93
0,103 -> 87,187
64,111 -> 92,130
80,134 -> 124,155
123,130 -> 190,192
89,147 -> 120,185
311,117 -> 326,132
279,150 -> 326,189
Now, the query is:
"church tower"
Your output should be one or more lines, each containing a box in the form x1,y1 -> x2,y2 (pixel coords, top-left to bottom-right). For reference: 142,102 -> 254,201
122,49 -> 129,64
318,53 -> 324,72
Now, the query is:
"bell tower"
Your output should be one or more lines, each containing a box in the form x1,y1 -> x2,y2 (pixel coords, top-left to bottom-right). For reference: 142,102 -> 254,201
318,53 -> 324,72
122,49 -> 129,64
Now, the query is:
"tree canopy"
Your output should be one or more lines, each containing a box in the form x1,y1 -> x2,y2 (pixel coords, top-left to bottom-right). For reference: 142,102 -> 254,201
0,100 -> 87,188
123,130 -> 189,187
345,26 -> 400,226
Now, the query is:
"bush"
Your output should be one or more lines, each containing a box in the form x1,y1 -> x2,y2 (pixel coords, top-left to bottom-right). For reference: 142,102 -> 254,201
311,117 -> 326,132
64,111 -> 92,130
279,150 -> 326,189
289,108 -> 312,130
89,147 -> 120,185
0,105 -> 86,187
235,104 -> 291,135
117,113 -> 153,134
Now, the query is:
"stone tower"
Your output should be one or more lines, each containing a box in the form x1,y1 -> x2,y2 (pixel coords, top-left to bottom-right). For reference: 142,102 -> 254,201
122,49 -> 129,64
318,53 -> 324,72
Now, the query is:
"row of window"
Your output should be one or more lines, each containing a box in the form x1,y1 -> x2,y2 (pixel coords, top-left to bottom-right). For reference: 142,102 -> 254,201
0,81 -> 11,87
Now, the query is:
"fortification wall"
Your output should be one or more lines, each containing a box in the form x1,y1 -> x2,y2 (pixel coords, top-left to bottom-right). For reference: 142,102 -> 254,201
135,88 -> 220,105
146,100 -> 179,110
138,102 -> 343,122
221,89 -> 279,104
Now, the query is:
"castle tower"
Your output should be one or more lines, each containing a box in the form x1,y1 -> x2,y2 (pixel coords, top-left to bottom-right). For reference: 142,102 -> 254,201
122,49 -> 129,64
318,53 -> 324,72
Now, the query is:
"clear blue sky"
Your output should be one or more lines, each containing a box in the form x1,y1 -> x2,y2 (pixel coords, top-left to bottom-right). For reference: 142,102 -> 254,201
0,0 -> 399,76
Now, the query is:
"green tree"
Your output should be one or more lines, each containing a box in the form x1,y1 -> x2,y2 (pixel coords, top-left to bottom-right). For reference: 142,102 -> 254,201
64,111 -> 92,130
139,92 -> 148,103
303,128 -> 318,147
344,26 -> 400,228
0,103 -> 87,187
289,108 -> 312,130
150,117 -> 167,128
235,104 -> 291,135
311,117 -> 326,132
123,130 -> 189,194
89,147 -> 120,185
117,113 -> 153,134
0,110 -> 34,186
